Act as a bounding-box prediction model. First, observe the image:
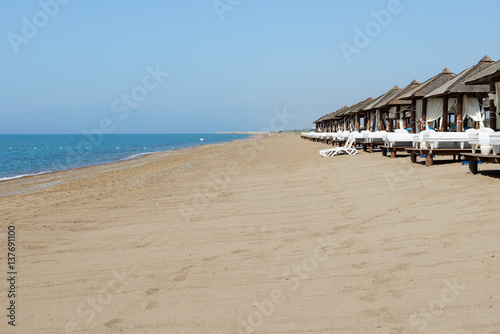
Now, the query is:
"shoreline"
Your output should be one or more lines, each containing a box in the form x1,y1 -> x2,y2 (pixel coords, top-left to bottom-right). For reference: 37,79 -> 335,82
0,133 -> 254,192
0,136 -> 258,198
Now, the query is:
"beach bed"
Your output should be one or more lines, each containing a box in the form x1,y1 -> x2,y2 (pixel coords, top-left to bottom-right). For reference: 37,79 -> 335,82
380,130 -> 414,157
461,153 -> 500,174
406,148 -> 471,166
362,131 -> 387,153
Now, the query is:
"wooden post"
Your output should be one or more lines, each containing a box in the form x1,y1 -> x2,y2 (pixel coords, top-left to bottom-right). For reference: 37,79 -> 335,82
469,157 -> 478,175
395,106 -> 401,129
366,111 -> 371,131
411,99 -> 417,133
410,151 -> 417,163
442,97 -> 449,131
490,82 -> 497,131
379,111 -> 384,131
422,99 -> 427,131
356,114 -> 361,132
456,94 -> 463,131
425,154 -> 433,166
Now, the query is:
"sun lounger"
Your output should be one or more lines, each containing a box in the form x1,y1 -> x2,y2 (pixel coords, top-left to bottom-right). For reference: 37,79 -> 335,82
319,135 -> 357,157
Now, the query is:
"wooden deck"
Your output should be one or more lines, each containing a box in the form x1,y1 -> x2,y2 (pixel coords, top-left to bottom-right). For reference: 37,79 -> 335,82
461,153 -> 500,175
405,148 -> 472,166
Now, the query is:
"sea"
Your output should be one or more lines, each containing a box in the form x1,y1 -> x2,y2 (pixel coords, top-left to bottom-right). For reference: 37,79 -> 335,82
0,133 -> 250,181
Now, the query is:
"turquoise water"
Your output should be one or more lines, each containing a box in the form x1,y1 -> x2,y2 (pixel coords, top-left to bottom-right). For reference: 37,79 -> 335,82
0,134 -> 249,181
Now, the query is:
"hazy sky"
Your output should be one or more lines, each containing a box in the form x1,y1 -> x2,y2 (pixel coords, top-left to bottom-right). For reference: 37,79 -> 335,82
1,0 -> 500,134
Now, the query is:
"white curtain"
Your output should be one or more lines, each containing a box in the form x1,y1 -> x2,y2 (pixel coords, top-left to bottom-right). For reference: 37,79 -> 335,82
447,98 -> 457,114
496,82 -> 500,108
375,110 -> 380,130
426,98 -> 443,123
416,100 -> 423,121
464,95 -> 484,128
389,106 -> 396,118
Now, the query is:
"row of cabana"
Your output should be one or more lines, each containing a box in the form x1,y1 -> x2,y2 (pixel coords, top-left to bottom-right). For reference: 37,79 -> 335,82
303,56 -> 500,174
314,56 -> 499,134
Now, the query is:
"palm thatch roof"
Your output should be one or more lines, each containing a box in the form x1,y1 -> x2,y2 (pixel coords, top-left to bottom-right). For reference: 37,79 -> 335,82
465,60 -> 500,85
328,105 -> 350,119
361,85 -> 401,111
425,56 -> 495,98
399,68 -> 456,100
313,112 -> 333,123
382,79 -> 420,107
345,97 -> 375,115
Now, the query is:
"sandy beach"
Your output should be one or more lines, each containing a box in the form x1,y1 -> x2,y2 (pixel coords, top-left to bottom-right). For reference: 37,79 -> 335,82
1,133 -> 500,333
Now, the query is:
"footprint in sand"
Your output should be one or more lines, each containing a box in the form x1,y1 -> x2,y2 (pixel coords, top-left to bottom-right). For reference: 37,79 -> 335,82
146,287 -> 160,295
359,294 -> 378,302
404,251 -> 426,257
352,261 -> 369,269
146,301 -> 159,310
231,249 -> 248,254
105,318 -> 124,329
173,265 -> 194,282
202,255 -> 220,262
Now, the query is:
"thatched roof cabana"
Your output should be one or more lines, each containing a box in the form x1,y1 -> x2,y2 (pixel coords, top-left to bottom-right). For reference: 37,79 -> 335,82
465,59 -> 500,130
465,60 -> 500,85
426,56 -> 494,98
359,85 -> 400,131
399,68 -> 456,100
376,79 -> 421,131
397,68 -> 456,132
425,56 -> 495,131
340,97 -> 375,131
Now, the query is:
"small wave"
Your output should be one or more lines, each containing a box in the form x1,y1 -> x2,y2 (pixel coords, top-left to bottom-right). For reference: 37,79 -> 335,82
0,170 -> 53,182
121,151 -> 158,161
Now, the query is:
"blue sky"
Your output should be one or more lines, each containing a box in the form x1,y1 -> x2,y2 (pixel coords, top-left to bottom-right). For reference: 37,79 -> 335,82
1,0 -> 500,134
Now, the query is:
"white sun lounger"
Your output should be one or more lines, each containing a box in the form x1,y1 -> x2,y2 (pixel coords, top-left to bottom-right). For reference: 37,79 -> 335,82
319,135 -> 357,157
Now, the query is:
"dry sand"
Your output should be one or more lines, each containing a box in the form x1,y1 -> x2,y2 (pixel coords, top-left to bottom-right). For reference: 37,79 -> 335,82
1,133 -> 500,334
